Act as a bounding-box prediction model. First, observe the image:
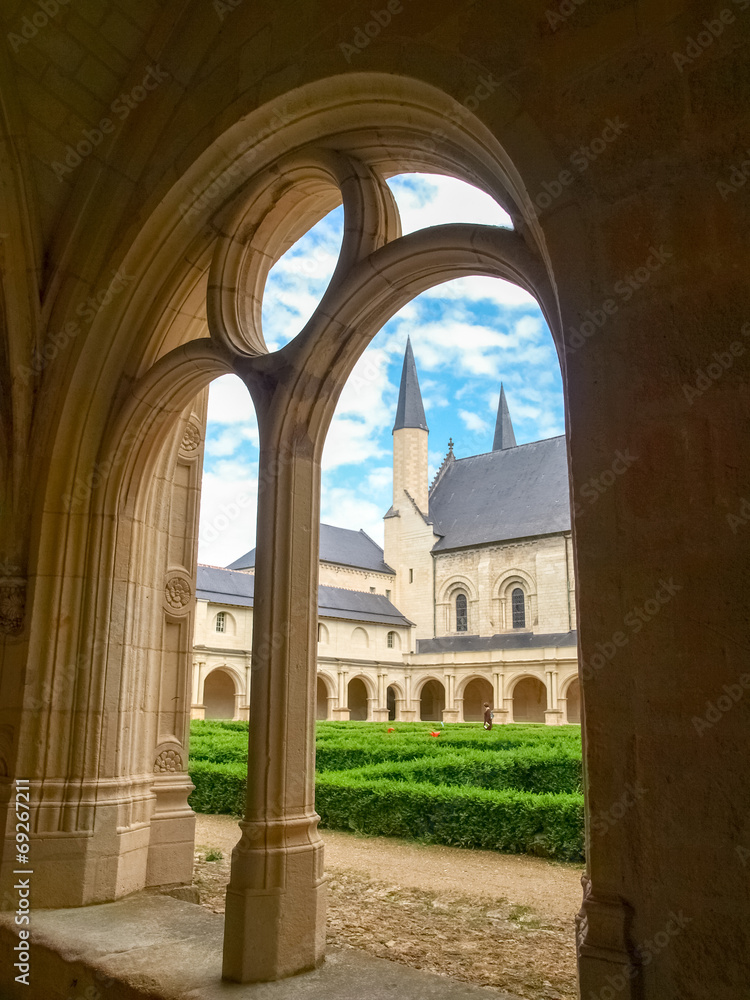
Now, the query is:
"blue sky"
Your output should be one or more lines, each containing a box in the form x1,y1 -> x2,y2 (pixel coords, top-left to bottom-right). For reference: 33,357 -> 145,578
198,174 -> 565,566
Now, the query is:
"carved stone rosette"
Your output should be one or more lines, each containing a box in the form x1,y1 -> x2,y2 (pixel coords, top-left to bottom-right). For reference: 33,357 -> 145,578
181,423 -> 201,454
164,574 -> 192,613
154,746 -> 183,773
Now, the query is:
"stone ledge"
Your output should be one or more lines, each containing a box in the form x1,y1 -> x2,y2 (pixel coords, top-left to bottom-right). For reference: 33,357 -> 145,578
0,894 -> 521,999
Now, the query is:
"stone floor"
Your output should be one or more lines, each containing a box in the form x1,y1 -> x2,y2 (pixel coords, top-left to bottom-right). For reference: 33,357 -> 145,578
0,894 -> 524,1000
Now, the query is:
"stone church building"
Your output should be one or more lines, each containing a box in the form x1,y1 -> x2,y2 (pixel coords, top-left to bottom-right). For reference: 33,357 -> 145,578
193,339 -> 579,725
0,3 -> 747,997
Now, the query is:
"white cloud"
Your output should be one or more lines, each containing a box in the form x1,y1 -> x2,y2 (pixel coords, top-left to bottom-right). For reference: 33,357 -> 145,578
320,489 -> 386,548
459,409 -> 489,434
198,468 -> 258,567
421,275 -> 537,309
207,374 -> 255,424
388,174 -> 512,234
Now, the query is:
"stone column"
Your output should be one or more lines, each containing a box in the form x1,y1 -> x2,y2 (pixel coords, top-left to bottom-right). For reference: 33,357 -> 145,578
372,671 -> 389,722
332,668 -> 350,720
442,671 -> 459,723
492,670 -> 509,723
544,668 -> 563,725
221,410 -> 325,982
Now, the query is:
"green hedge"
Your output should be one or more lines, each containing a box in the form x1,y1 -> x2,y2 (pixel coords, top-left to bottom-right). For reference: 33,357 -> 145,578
315,772 -> 584,861
187,721 -> 585,860
339,747 -> 582,795
189,759 -> 246,815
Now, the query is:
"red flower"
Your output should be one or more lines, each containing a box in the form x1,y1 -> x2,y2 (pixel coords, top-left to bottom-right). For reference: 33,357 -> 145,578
387,727 -> 395,733
429,731 -> 441,737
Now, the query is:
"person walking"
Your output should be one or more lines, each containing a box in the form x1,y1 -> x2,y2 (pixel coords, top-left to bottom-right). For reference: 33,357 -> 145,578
483,702 -> 493,730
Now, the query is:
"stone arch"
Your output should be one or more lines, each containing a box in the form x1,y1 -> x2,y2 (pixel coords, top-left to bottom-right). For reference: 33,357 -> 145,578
15,72 -> 564,982
510,675 -> 547,724
315,676 -> 331,721
317,622 -> 329,645
347,675 -> 371,721
386,680 -> 405,722
203,667 -> 240,720
419,678 -> 446,722
494,569 -> 536,631
351,626 -> 369,648
459,676 -> 494,722
563,676 -> 582,725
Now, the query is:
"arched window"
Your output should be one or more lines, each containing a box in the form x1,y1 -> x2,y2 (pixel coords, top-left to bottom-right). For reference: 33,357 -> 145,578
215,611 -> 226,633
387,631 -> 395,648
512,588 -> 526,629
456,593 -> 468,632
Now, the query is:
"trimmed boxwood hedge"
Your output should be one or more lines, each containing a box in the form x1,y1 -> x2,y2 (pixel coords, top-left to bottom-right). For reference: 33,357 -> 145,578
315,772 -> 584,861
338,747 -> 582,795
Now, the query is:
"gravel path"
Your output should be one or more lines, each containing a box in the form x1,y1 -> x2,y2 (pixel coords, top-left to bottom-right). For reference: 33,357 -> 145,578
194,814 -> 583,999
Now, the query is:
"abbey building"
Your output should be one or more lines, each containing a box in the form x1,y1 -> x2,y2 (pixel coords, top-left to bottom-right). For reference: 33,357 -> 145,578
192,339 -> 580,725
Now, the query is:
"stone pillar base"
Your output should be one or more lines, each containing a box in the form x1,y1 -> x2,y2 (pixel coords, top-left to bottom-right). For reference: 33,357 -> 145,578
492,709 -> 510,724
400,709 -> 418,721
222,834 -> 326,982
146,773 -> 196,888
371,709 -> 390,722
331,707 -> 350,720
545,709 -> 564,725
190,705 -> 205,719
442,710 -> 460,723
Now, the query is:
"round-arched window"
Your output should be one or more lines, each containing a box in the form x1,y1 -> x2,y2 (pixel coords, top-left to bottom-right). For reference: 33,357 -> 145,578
511,587 -> 526,629
456,593 -> 468,632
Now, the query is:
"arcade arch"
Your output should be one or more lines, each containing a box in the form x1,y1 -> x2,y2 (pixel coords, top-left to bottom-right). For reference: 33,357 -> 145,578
511,676 -> 547,723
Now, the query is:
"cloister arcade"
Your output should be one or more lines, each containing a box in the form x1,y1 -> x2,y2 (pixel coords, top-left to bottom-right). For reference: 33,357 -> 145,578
0,7 -> 747,998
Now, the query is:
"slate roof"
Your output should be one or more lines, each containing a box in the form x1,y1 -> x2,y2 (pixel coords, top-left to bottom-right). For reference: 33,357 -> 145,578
416,630 -> 578,654
428,435 -> 570,551
227,523 -> 395,575
392,336 -> 428,432
196,565 -> 412,627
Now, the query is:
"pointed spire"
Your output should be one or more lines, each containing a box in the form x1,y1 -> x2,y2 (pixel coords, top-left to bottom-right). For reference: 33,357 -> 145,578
492,383 -> 516,451
393,336 -> 428,433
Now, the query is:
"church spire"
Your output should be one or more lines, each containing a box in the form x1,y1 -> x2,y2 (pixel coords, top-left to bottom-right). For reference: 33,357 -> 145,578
492,383 -> 516,451
393,337 -> 428,433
